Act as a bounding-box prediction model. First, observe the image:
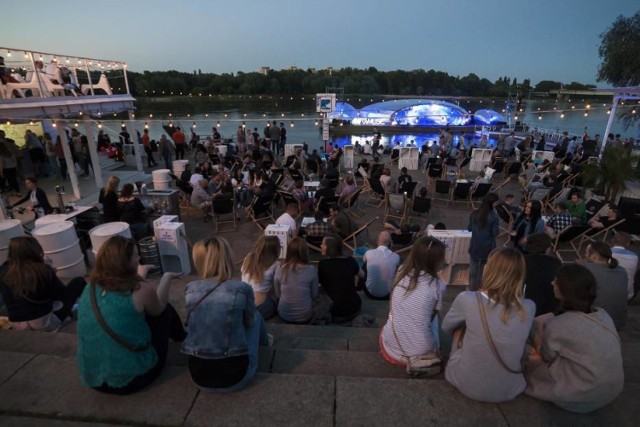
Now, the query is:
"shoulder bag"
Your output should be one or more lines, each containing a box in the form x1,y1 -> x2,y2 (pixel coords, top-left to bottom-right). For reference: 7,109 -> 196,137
89,283 -> 150,353
476,291 -> 523,374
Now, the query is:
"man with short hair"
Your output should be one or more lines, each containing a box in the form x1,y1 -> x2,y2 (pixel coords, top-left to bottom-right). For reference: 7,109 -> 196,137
362,232 -> 400,300
172,127 -> 186,160
270,120 -> 281,156
191,178 -> 212,212
611,232 -> 638,301
328,204 -> 355,239
566,192 -> 586,221
276,202 -> 299,238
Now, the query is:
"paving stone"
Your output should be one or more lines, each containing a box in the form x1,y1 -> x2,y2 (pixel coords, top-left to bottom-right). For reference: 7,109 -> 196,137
267,323 -> 380,340
257,346 -> 275,373
185,373 -> 334,427
0,330 -> 77,357
348,336 -> 380,352
0,415 -> 117,427
622,343 -> 640,384
335,376 -> 507,426
0,354 -> 197,426
0,351 -> 34,385
271,348 -> 406,378
276,336 -> 348,351
498,383 -> 640,426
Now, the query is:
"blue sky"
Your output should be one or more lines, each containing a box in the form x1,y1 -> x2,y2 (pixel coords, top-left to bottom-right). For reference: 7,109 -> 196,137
1,0 -> 637,86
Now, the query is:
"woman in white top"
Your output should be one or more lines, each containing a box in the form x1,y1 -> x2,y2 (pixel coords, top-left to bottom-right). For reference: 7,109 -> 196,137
442,248 -> 535,402
379,168 -> 393,194
380,237 -> 447,374
241,235 -> 281,320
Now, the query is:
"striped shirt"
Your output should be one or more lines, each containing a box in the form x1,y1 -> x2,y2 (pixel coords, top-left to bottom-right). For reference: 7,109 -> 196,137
381,272 -> 446,362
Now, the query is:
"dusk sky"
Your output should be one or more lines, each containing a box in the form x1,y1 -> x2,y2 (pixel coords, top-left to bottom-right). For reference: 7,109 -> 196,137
2,0 -> 638,86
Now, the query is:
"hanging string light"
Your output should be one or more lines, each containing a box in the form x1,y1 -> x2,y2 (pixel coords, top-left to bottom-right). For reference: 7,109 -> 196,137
144,122 -> 148,129
290,121 -> 294,127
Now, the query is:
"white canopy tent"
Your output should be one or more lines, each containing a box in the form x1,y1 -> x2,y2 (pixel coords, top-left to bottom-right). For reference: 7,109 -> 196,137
597,86 -> 640,158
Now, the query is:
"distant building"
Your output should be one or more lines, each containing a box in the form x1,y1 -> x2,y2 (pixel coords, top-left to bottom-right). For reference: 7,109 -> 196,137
258,67 -> 270,75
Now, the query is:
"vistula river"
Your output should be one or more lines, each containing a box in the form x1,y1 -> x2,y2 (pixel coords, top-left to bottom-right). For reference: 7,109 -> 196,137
97,95 -> 639,149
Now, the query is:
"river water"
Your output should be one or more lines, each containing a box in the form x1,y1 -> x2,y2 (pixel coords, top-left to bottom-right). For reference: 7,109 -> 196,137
98,96 -> 638,150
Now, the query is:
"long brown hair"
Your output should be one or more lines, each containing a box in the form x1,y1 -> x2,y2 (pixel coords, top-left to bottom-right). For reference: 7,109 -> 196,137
89,236 -> 141,292
241,235 -> 280,285
481,248 -> 527,323
393,236 -> 446,293
2,236 -> 54,298
280,237 -> 309,282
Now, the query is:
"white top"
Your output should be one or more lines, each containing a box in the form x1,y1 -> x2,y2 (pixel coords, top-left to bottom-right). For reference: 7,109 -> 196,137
381,272 -> 447,361
189,173 -> 204,188
612,246 -> 638,300
363,245 -> 400,297
276,212 -> 297,233
241,260 -> 280,293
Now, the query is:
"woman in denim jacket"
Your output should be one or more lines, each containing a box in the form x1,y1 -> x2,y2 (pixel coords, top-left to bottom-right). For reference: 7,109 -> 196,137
181,237 -> 271,392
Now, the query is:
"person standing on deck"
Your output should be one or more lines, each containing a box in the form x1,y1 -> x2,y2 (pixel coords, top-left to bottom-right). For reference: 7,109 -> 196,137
142,129 -> 158,168
270,120 -> 280,156
172,127 -> 186,160
279,122 -> 287,155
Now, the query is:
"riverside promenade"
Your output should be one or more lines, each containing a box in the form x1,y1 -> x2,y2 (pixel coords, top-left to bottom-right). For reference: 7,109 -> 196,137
0,154 -> 639,426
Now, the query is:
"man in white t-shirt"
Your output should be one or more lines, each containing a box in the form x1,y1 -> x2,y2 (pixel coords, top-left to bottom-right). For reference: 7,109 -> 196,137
188,167 -> 205,189
611,232 -> 638,300
362,231 -> 400,299
276,203 -> 299,238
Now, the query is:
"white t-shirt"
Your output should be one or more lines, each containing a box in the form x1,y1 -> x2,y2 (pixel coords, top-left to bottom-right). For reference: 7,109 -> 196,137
363,246 -> 400,297
276,212 -> 297,234
189,173 -> 204,188
612,246 -> 638,300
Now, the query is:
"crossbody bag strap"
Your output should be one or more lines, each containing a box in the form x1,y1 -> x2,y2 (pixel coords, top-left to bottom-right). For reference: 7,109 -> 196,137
476,291 -> 522,374
89,283 -> 150,353
185,280 -> 225,326
577,311 -> 621,344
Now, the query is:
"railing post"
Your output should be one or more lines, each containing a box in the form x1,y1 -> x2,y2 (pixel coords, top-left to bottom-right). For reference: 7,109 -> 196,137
83,59 -> 94,96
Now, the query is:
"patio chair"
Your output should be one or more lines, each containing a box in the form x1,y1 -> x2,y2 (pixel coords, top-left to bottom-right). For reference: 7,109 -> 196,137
211,197 -> 236,233
342,216 -> 378,252
552,225 -> 591,263
407,196 -> 431,227
344,187 -> 365,218
399,180 -> 418,198
277,190 -> 302,219
5,72 -> 45,98
384,193 -> 408,225
426,163 -> 443,189
528,187 -> 551,204
246,194 -> 274,230
544,187 -> 572,214
80,73 -> 113,95
470,183 -> 493,209
433,179 -> 452,207
365,178 -> 386,208
317,195 -> 339,215
576,218 -> 626,254
451,181 -> 472,209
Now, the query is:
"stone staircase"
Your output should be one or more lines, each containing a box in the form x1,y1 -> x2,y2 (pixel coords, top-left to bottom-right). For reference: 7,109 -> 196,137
0,294 -> 639,426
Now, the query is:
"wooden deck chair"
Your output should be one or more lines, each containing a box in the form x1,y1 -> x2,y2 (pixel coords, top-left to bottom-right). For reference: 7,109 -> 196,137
544,187 -> 572,214
407,196 -> 431,227
491,177 -> 511,196
552,225 -> 591,262
384,193 -> 408,225
496,204 -> 513,240
451,182 -> 472,209
247,194 -> 274,229
399,181 -> 418,198
425,162 -> 444,190
528,187 -> 551,204
433,179 -> 452,207
317,195 -> 339,215
576,218 -> 626,254
342,217 -> 378,252
211,198 -> 236,233
344,187 -> 365,218
470,182 -> 493,209
357,166 -> 371,192
365,178 -> 386,208
491,160 -> 507,180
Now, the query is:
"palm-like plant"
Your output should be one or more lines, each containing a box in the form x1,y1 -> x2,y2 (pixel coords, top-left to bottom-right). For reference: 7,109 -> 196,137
582,144 -> 640,202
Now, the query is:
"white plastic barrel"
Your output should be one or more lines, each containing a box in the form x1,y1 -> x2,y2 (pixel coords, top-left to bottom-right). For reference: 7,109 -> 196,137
0,219 -> 25,264
172,159 -> 190,177
31,221 -> 86,280
89,222 -> 132,254
217,145 -> 228,156
152,168 -> 172,190
35,214 -> 70,227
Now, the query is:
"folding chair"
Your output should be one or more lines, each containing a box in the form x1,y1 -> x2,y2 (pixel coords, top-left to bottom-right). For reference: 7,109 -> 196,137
426,163 -> 443,190
505,161 -> 522,177
576,218 -> 626,254
491,177 -> 511,196
407,196 -> 431,227
544,187 -> 572,214
433,179 -> 452,207
496,204 -> 513,240
399,181 -> 418,198
552,225 -> 591,262
344,187 -> 365,218
384,193 -> 408,225
247,194 -> 274,229
470,183 -> 493,209
211,198 -> 236,233
357,166 -> 371,192
365,178 -> 386,208
305,159 -> 320,176
288,168 -> 304,182
317,195 -> 339,215
391,232 -> 415,253
491,160 -> 507,180
451,182 -> 472,209
528,187 -> 551,204
342,217 -> 378,252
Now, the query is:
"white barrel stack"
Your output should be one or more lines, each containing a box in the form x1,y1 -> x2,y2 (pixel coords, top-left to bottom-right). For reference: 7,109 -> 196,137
89,222 -> 132,256
31,221 -> 86,280
152,169 -> 172,190
0,220 -> 25,264
172,160 -> 190,179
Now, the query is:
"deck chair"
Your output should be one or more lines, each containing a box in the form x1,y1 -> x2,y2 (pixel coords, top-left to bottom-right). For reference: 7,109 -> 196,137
391,231 -> 415,253
576,218 -> 626,254
390,149 -> 400,163
399,181 -> 418,198
80,73 -> 113,95
470,183 -> 493,209
544,187 -> 572,214
585,199 -> 606,222
491,160 -> 507,180
407,196 -> 431,227
496,204 -> 514,240
528,187 -> 551,203
5,72 -> 45,98
277,190 -> 302,219
491,177 -> 511,196
426,163 -> 443,189
288,168 -> 304,182
365,178 -> 386,208
317,195 -> 339,215
505,161 -> 522,177
451,182 -> 472,209
433,180 -> 452,207
384,193 -> 408,225
552,225 -> 591,262
305,159 -> 320,176
342,217 -> 378,252
247,194 -> 274,229
355,165 -> 370,187
40,73 -> 68,97
344,187 -> 365,218
211,198 -> 236,233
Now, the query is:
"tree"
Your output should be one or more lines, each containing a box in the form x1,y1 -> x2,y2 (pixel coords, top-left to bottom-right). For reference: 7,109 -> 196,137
598,11 -> 640,86
582,144 -> 640,202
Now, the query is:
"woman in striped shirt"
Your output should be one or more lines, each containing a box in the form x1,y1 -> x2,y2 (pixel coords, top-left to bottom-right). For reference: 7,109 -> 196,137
380,237 -> 447,368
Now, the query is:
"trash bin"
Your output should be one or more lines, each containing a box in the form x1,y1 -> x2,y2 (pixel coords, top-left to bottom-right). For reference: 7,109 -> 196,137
138,236 -> 163,276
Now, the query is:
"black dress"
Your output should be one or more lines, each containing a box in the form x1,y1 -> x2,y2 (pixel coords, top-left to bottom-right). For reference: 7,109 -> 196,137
99,189 -> 119,223
318,257 -> 361,320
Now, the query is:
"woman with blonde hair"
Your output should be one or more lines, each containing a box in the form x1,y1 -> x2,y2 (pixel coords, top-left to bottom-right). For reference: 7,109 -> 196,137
76,236 -> 185,394
182,237 -> 269,392
274,237 -> 318,323
380,236 -> 447,374
442,247 -> 535,402
99,175 -> 120,223
241,235 -> 281,319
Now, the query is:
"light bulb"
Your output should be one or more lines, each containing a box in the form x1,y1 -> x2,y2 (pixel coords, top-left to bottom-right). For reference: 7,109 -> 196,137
560,113 -> 565,118
538,115 -> 542,120
6,51 -> 10,57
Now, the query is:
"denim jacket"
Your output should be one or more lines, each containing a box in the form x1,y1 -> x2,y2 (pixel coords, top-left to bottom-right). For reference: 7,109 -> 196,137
180,279 -> 256,359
